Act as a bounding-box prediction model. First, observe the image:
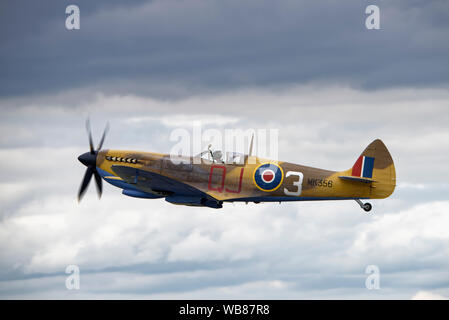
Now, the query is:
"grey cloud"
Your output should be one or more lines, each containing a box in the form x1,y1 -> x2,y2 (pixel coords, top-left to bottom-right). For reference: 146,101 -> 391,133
1,0 -> 448,98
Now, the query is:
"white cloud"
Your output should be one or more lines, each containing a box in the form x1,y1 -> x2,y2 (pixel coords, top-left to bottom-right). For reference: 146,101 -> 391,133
125,115 -> 239,127
411,291 -> 449,300
353,201 -> 449,248
1,85 -> 449,298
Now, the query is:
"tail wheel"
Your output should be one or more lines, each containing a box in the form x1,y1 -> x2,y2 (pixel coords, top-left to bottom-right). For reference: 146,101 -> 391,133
363,203 -> 372,212
355,199 -> 373,213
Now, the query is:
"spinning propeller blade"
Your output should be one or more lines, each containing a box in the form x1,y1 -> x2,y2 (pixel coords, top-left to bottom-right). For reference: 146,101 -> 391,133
77,119 -> 108,202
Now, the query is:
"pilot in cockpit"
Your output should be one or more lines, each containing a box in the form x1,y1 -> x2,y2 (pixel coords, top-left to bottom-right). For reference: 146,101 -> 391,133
196,144 -> 223,163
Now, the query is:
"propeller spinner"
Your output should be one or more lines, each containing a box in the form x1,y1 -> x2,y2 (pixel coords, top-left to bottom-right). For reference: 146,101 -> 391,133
77,119 -> 109,202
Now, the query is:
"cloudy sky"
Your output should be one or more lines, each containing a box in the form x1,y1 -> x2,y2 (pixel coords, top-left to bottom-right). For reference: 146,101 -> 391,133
1,0 -> 449,299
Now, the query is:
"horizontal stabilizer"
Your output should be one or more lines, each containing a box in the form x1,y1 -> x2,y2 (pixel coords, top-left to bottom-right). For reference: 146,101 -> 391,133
339,176 -> 375,183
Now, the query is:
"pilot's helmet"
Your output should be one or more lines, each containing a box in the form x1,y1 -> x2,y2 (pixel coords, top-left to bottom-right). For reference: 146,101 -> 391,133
212,150 -> 223,161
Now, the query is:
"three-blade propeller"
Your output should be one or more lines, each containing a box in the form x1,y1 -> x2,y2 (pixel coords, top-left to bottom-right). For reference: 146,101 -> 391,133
77,119 -> 109,202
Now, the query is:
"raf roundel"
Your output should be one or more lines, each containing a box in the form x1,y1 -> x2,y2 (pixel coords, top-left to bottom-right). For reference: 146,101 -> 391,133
253,163 -> 284,192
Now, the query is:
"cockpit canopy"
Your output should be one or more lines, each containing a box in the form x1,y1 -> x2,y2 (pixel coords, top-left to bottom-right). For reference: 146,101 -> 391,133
195,146 -> 245,165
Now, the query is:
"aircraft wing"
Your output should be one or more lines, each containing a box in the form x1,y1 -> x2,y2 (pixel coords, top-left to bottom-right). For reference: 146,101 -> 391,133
110,165 -> 221,207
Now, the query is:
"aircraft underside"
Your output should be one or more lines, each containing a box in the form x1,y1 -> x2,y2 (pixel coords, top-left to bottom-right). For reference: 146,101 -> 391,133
97,167 -> 369,209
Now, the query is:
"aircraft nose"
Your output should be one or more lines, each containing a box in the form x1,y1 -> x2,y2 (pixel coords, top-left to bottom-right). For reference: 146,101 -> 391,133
78,152 -> 97,167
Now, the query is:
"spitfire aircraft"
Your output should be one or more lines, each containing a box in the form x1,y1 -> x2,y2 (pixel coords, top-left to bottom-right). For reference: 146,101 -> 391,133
77,121 -> 396,212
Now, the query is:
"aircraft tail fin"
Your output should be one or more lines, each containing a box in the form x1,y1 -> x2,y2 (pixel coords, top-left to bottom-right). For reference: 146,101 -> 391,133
342,139 -> 396,199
